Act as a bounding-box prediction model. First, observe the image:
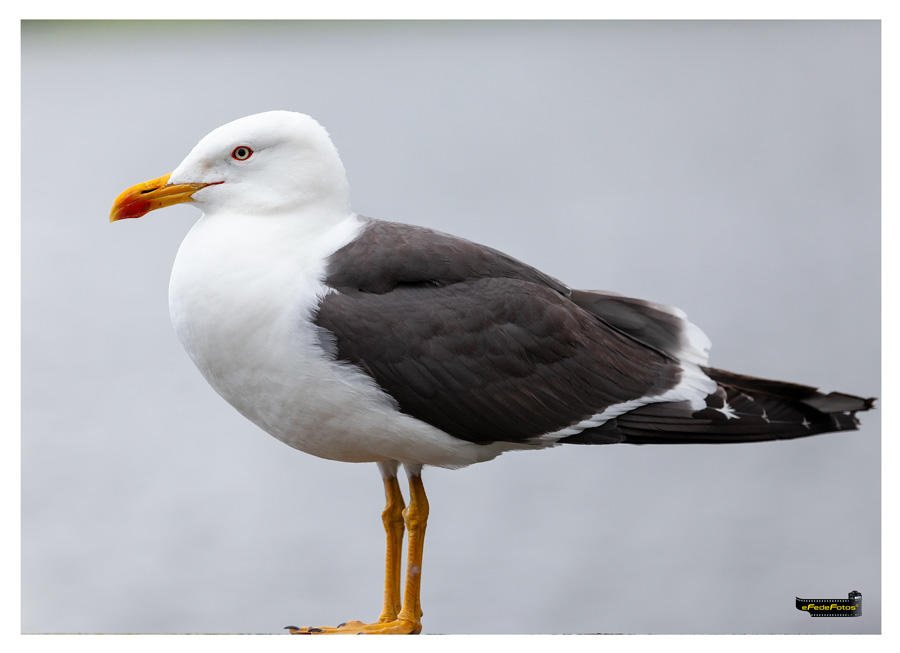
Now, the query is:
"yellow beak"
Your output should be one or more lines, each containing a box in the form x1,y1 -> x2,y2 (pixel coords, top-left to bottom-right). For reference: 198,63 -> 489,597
109,174 -> 221,222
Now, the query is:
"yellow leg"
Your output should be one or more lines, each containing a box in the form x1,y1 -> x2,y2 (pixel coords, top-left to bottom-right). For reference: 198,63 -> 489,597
287,468 -> 429,635
397,473 -> 429,626
378,475 -> 405,622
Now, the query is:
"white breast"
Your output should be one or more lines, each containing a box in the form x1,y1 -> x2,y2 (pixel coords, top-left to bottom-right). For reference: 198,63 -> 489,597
167,210 -> 511,468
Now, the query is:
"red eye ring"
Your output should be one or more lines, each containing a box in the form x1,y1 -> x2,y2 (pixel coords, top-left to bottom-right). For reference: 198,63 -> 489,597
231,146 -> 253,161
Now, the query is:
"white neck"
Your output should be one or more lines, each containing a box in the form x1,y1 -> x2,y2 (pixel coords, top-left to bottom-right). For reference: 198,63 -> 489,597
168,207 -> 363,403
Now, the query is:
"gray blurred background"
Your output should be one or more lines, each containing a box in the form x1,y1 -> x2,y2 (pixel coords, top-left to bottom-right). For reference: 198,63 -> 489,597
22,20 -> 880,634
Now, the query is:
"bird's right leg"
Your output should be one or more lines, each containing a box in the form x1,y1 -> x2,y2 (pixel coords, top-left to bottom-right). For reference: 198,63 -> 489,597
287,461 -> 411,635
377,462 -> 406,622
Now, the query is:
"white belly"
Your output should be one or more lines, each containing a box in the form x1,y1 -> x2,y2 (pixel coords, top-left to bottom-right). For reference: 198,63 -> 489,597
167,211 -> 513,468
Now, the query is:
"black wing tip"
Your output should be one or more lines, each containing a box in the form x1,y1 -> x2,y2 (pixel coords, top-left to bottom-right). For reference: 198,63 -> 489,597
560,377 -> 875,447
804,392 -> 877,415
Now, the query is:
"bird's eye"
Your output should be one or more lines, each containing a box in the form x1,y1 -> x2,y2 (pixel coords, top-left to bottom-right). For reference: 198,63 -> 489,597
231,146 -> 253,161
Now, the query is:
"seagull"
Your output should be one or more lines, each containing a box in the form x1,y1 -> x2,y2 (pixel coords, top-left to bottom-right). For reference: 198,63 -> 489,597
110,110 -> 874,634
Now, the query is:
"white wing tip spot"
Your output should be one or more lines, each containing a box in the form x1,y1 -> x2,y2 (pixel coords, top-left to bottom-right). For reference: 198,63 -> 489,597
716,402 -> 739,420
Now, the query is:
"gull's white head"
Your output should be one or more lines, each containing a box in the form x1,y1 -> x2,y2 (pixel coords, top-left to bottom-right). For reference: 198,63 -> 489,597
110,111 -> 350,221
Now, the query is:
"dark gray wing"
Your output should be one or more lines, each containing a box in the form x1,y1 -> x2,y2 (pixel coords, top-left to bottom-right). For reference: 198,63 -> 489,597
328,219 -> 705,360
314,219 -> 683,444
324,218 -> 569,295
569,290 -> 707,363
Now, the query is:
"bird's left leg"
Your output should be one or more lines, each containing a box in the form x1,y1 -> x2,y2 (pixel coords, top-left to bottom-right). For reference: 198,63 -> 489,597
287,461 -> 420,635
377,462 -> 406,622
287,463 -> 428,635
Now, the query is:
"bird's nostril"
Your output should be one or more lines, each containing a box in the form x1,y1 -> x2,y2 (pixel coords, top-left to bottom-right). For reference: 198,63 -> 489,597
139,187 -> 159,195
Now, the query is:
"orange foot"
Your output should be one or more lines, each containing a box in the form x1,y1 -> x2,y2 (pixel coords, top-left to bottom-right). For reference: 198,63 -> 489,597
286,619 -> 421,635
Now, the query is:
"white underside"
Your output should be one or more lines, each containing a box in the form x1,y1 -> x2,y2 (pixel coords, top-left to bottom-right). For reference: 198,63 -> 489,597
168,210 -> 531,469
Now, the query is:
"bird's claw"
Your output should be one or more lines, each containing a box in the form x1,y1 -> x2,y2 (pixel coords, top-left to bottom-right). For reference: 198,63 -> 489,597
286,619 -> 420,634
